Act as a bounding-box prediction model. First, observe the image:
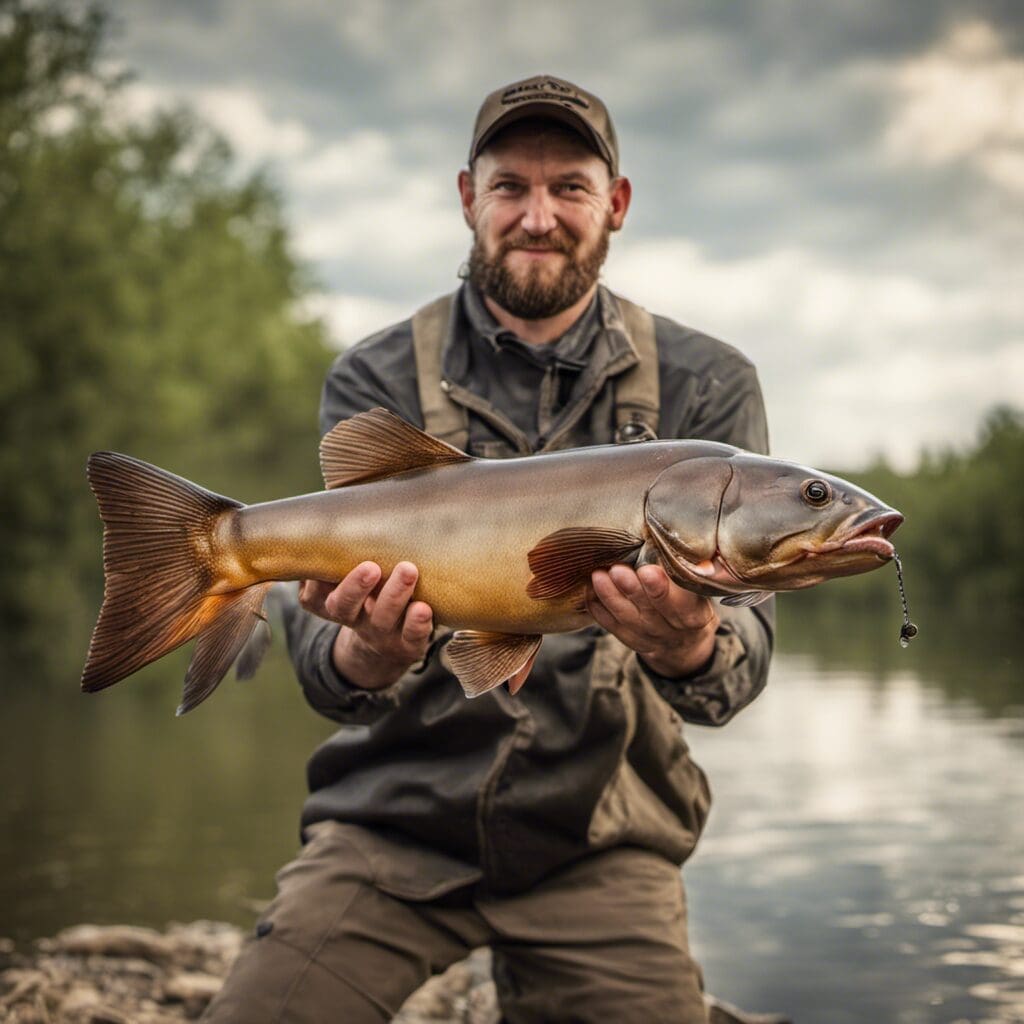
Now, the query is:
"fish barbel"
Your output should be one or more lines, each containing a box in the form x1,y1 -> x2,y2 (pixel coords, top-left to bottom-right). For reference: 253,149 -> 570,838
82,408 -> 903,713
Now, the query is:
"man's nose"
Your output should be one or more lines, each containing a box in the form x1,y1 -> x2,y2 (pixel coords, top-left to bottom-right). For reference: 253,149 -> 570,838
519,187 -> 557,236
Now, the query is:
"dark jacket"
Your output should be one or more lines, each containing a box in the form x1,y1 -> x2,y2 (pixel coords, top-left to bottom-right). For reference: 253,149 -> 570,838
285,283 -> 773,896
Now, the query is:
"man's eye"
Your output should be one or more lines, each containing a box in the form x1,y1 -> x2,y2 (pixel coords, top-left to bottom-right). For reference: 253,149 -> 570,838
493,181 -> 521,192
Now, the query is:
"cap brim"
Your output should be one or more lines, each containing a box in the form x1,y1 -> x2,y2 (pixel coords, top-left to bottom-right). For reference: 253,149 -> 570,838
472,102 -> 615,173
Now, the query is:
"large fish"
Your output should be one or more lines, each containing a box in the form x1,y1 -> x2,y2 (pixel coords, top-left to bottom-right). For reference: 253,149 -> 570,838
82,408 -> 903,713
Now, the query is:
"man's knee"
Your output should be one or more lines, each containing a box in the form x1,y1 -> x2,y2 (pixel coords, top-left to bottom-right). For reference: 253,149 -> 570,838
203,930 -> 391,1023
491,940 -> 707,1024
480,847 -> 707,1023
202,822 -> 480,1023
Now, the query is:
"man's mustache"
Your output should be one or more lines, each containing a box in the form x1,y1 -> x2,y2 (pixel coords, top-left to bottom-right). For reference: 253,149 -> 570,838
498,233 -> 575,256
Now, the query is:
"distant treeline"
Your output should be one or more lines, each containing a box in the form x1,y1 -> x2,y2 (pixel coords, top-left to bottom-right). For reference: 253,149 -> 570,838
793,406 -> 1024,618
1,4 -> 334,673
2,4 -> 1020,681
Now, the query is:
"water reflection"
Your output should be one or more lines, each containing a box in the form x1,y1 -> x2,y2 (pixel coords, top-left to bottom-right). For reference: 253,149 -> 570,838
0,604 -> 1021,1023
0,645 -> 334,942
778,594 -> 1023,717
686,612 -> 1024,1024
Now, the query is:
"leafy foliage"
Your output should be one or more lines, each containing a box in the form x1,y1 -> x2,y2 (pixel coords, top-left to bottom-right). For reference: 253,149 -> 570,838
0,2 -> 334,672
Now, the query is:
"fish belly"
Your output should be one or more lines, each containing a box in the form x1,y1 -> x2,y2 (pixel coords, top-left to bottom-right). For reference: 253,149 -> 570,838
224,455 -> 650,635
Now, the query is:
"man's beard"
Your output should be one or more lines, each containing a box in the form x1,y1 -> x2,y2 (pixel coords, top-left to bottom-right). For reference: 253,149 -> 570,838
467,222 -> 610,320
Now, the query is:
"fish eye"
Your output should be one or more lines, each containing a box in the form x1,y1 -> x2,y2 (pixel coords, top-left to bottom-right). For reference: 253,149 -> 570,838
802,479 -> 832,506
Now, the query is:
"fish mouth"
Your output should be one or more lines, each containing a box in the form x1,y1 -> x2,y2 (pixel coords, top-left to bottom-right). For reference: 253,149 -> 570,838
646,511 -> 745,593
809,509 -> 904,561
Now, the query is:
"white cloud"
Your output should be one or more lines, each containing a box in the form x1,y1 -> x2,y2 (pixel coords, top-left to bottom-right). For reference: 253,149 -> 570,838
606,239 -> 999,354
118,80 -> 312,164
192,87 -> 311,162
114,78 -> 171,122
293,174 -> 464,266
604,237 -> 1023,468
118,73 -> 468,307
289,131 -> 393,190
301,291 -> 409,349
883,20 -> 1024,193
976,146 -> 1024,194
286,131 -> 468,295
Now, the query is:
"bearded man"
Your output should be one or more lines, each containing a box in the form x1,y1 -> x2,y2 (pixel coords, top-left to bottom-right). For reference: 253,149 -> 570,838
203,75 -> 775,1024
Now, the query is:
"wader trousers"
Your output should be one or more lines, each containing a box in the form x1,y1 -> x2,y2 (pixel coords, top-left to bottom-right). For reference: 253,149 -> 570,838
202,820 -> 709,1024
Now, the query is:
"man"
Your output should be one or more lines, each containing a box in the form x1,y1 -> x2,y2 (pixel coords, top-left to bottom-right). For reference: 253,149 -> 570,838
204,75 -> 774,1024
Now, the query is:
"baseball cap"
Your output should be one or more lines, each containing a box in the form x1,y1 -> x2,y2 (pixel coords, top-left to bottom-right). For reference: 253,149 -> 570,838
469,74 -> 619,176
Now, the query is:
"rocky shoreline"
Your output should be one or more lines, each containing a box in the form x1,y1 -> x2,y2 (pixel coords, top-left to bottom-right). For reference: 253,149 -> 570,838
0,922 -> 498,1023
1,922 -> 788,1023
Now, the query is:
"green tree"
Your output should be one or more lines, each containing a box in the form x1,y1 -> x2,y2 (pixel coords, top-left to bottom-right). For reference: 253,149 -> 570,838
0,1 -> 335,675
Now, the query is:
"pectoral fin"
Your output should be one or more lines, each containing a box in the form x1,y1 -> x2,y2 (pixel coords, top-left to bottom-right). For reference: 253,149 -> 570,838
720,591 -> 774,608
526,527 -> 644,600
319,407 -> 472,489
447,631 -> 543,698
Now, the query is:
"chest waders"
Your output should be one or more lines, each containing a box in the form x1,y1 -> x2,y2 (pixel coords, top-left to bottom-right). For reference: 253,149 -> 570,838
408,290 -> 666,710
410,292 -> 660,451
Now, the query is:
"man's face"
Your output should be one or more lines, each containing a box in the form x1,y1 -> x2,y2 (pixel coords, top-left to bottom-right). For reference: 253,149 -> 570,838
458,124 -> 631,320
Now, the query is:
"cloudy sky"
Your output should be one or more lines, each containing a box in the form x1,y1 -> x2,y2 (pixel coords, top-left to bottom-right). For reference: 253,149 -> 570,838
105,0 -> 1023,468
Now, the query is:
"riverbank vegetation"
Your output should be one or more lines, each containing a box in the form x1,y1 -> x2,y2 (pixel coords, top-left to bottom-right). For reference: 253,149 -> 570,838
1,4 -> 334,674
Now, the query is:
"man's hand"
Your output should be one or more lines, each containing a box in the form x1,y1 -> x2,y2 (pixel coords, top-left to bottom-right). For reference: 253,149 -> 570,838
587,564 -> 719,678
299,561 -> 434,690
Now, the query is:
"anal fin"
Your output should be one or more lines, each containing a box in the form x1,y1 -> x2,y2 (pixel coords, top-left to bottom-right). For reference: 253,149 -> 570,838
447,631 -> 542,698
235,613 -> 272,680
507,646 -> 540,695
178,583 -> 272,715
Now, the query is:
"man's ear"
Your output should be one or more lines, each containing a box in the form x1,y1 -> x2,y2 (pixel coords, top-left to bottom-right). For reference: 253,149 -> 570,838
608,175 -> 632,231
457,169 -> 476,229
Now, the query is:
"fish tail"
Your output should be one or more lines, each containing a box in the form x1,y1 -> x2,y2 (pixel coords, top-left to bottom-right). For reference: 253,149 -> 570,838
82,452 -> 272,714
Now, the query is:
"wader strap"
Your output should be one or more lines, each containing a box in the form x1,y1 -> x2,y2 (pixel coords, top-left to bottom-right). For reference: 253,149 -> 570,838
411,294 -> 470,449
413,291 -> 660,448
613,296 -> 660,442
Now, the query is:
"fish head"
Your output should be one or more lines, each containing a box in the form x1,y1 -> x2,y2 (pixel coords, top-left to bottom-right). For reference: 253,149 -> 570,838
716,454 -> 903,590
644,453 -> 902,595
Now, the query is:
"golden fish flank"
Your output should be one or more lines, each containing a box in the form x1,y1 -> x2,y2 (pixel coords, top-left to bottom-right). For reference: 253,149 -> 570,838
82,408 -> 903,714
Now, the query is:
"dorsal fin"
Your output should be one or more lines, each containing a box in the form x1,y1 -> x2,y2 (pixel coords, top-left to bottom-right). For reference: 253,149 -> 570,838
319,407 -> 472,489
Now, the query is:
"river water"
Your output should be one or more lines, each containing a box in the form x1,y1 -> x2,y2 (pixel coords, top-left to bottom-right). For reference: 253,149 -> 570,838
1,601 -> 1021,1023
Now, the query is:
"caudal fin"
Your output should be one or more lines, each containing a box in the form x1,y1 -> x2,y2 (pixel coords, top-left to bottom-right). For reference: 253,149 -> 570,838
82,452 -> 271,714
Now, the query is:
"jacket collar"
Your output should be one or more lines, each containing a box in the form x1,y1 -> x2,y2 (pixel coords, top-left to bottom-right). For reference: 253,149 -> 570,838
444,282 -> 638,383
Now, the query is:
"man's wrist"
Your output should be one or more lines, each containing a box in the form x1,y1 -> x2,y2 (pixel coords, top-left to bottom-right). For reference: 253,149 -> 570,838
639,627 -> 718,679
331,628 -> 412,690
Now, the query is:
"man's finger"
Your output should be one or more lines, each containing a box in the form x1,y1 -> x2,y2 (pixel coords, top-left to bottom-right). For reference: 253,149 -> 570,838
369,562 -> 419,632
323,562 -> 382,624
635,564 -> 670,600
637,565 -> 715,631
400,601 -> 434,648
591,568 -> 645,627
607,565 -> 659,614
586,595 -> 617,634
635,564 -> 691,629
299,579 -> 337,616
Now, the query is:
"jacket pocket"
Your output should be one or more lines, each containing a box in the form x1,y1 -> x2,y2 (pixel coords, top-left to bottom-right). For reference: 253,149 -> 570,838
586,640 -> 711,863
